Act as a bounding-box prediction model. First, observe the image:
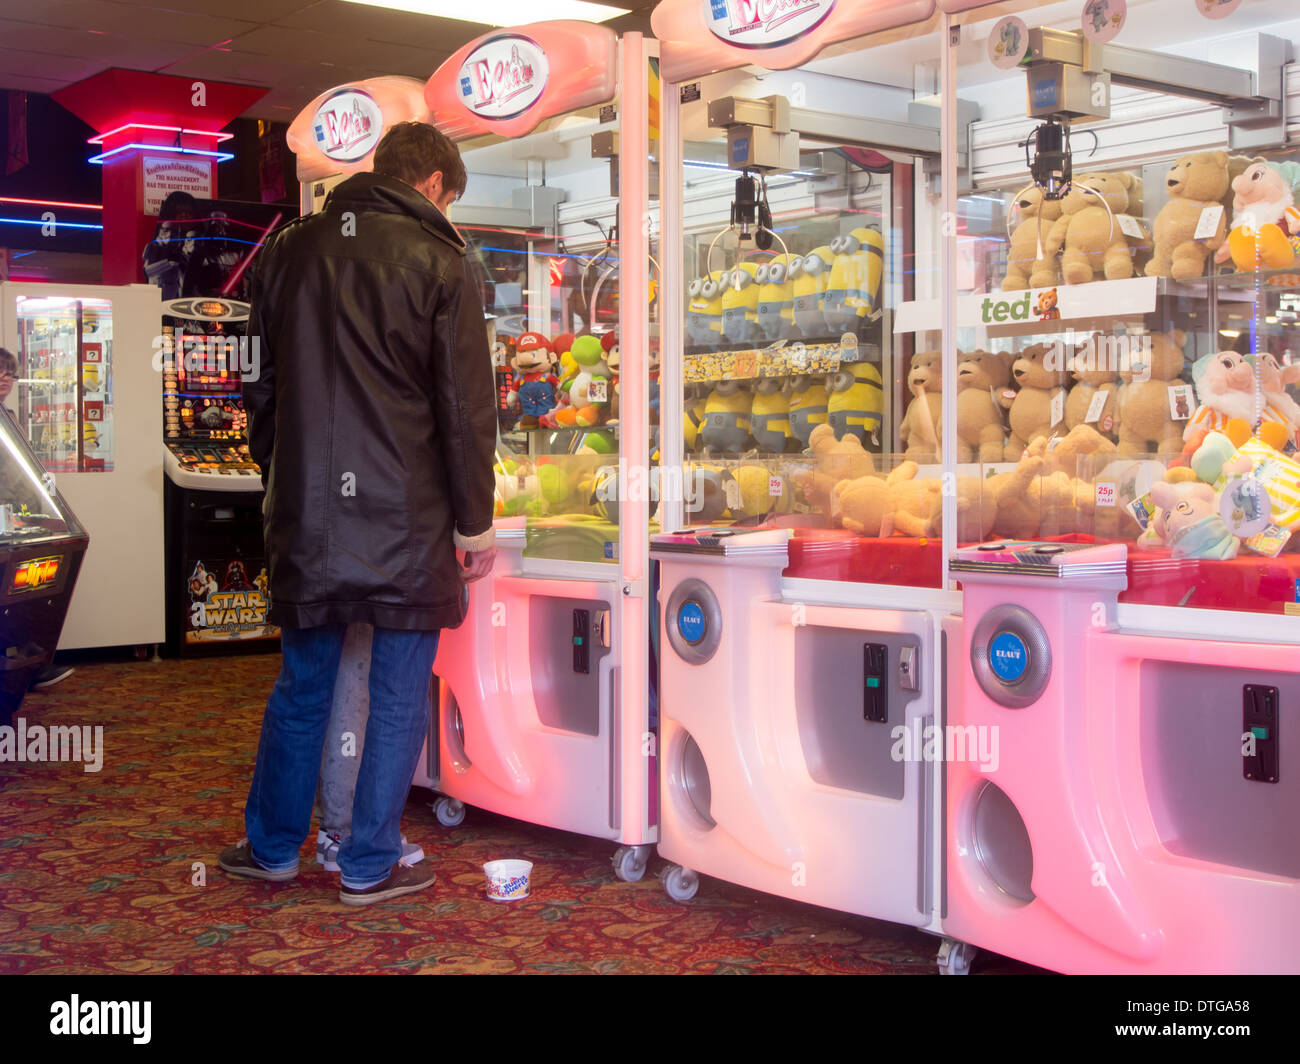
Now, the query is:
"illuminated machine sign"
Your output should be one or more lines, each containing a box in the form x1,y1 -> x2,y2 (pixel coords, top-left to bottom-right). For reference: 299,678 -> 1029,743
11,556 -> 62,595
164,298 -> 250,322
704,0 -> 837,47
458,35 -> 550,120
312,89 -> 384,163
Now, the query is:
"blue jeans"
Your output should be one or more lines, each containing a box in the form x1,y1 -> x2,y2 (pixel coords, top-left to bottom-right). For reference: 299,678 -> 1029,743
245,623 -> 439,889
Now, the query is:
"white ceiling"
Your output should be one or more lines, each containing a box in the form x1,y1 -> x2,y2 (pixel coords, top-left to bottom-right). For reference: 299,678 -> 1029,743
0,0 -> 655,120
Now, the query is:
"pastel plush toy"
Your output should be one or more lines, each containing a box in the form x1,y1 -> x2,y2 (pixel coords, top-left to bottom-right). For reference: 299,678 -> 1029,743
827,361 -> 884,445
701,379 -> 752,455
754,255 -> 796,341
1002,185 -> 1063,290
1046,172 -> 1144,284
899,349 -> 943,463
1191,423 -> 1300,535
1148,480 -> 1240,559
955,349 -> 1013,463
1001,343 -> 1068,460
848,226 -> 886,319
567,333 -> 611,426
1145,151 -> 1231,280
686,270 -> 728,346
720,262 -> 761,343
1065,336 -> 1120,440
601,331 -> 620,425
1257,351 -> 1300,446
1181,349 -> 1256,448
1115,330 -> 1189,455
787,374 -> 830,448
1215,159 -> 1300,272
793,245 -> 834,337
506,331 -> 558,429
750,377 -> 794,453
823,236 -> 861,333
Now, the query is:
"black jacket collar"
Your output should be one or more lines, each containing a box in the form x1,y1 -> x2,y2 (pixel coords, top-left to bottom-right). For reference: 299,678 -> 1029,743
326,171 -> 466,254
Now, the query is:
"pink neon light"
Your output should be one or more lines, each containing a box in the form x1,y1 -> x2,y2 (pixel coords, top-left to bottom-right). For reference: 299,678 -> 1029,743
87,123 -> 233,145
0,196 -> 102,211
222,211 -> 283,296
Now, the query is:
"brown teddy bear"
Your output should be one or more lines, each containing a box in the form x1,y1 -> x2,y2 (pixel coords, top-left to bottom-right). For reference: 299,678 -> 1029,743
1144,152 -> 1231,280
899,349 -> 943,463
833,462 -> 939,538
986,457 -> 1044,540
1001,343 -> 1069,460
1035,288 -> 1061,320
1040,424 -> 1119,536
956,349 -> 1013,463
1002,185 -> 1064,290
799,422 -> 877,514
1045,172 -> 1145,284
1117,330 -> 1188,455
1065,336 -> 1120,440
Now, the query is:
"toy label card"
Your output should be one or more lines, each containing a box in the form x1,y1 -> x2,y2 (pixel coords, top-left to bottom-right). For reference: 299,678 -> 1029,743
589,378 -> 608,403
1194,204 -> 1225,240
1168,384 -> 1193,420
1085,389 -> 1110,423
768,475 -> 783,497
1129,491 -> 1156,530
1050,389 -> 1064,426
1244,523 -> 1290,557
1116,213 -> 1144,239
1095,481 -> 1117,508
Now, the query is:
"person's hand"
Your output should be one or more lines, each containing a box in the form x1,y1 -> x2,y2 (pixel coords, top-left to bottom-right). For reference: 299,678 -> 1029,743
459,547 -> 497,582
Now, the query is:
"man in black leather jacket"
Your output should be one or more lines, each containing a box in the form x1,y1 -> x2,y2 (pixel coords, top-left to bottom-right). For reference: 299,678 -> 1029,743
221,122 -> 496,905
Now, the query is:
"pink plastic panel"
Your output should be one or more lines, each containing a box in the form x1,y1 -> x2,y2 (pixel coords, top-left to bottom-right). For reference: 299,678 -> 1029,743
287,76 -> 430,182
425,21 -> 618,142
651,0 -> 936,81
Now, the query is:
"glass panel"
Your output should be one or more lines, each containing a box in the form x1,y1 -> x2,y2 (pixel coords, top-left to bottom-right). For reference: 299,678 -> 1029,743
954,0 -> 1300,615
0,405 -> 82,543
672,25 -> 945,587
15,296 -> 114,473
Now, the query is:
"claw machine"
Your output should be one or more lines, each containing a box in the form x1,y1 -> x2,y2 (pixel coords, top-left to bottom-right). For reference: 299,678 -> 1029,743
649,0 -> 963,927
930,0 -> 1300,974
411,22 -> 658,878
0,282 -> 162,650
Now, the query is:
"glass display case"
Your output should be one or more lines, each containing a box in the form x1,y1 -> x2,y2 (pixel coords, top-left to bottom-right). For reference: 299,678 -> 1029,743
13,295 -> 114,474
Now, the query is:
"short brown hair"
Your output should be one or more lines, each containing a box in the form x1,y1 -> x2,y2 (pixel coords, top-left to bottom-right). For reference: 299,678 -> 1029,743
0,348 -> 17,377
373,122 -> 467,197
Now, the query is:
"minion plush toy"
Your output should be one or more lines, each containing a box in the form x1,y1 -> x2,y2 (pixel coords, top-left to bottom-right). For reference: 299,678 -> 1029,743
701,379 -> 752,455
686,270 -> 729,346
848,226 -> 885,320
720,262 -> 761,344
822,237 -> 860,333
792,246 -> 834,338
683,384 -> 707,452
787,374 -> 829,448
750,377 -> 793,452
826,361 -> 884,445
754,255 -> 795,341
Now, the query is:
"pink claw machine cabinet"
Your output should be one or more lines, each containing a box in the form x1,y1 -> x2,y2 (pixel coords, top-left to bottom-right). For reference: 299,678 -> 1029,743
933,0 -> 1300,973
413,23 -> 657,879
0,282 -> 163,651
649,0 -> 966,934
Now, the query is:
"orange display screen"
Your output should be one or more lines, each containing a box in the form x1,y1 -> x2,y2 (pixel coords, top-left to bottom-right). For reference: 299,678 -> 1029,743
11,556 -> 61,594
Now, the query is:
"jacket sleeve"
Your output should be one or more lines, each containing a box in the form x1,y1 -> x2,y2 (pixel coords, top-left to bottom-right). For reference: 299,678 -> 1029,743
242,256 -> 276,490
432,259 -> 498,551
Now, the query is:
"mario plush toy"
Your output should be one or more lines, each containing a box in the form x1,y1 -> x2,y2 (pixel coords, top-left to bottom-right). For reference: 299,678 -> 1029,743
507,331 -> 559,429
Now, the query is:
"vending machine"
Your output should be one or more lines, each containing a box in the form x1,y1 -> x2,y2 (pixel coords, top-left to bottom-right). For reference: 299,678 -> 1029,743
0,281 -> 163,651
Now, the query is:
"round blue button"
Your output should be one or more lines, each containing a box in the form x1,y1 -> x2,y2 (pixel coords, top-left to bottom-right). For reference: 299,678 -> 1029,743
677,601 -> 707,645
989,631 -> 1028,684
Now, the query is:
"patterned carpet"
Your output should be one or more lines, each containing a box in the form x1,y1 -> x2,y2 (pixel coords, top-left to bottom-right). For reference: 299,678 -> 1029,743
0,654 -> 1038,975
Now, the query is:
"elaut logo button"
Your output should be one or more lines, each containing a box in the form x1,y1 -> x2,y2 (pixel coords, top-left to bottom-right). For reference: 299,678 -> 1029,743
678,601 -> 707,644
989,631 -> 1028,684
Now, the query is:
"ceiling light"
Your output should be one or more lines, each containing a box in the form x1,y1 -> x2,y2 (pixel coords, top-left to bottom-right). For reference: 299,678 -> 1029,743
340,0 -> 629,25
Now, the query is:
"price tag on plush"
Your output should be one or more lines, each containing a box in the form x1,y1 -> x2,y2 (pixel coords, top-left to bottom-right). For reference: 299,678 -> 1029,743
1085,389 -> 1110,423
1193,204 -> 1225,241
1095,482 -> 1117,508
768,475 -> 783,498
1116,214 -> 1145,239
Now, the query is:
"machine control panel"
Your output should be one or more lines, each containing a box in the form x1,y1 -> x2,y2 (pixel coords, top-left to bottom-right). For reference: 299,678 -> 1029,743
863,642 -> 888,723
1243,684 -> 1280,784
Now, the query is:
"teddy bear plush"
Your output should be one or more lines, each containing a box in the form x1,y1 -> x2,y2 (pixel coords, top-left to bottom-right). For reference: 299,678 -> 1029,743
955,349 -> 1013,463
799,422 -> 877,514
986,456 -> 1045,540
833,462 -> 939,538
1041,424 -> 1119,536
1002,185 -> 1064,290
1045,172 -> 1145,285
1145,152 -> 1231,280
1065,336 -> 1120,440
899,349 -> 943,463
1001,343 -> 1069,460
1116,330 -> 1188,455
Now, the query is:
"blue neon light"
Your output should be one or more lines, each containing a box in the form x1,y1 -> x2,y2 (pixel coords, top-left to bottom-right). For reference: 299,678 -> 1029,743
0,217 -> 104,230
88,143 -> 235,165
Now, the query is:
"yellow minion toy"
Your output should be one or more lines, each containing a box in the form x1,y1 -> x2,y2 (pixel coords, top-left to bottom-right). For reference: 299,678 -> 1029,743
827,361 -> 884,445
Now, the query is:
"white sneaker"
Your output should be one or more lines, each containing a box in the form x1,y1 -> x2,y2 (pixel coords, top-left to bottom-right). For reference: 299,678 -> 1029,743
316,830 -> 423,872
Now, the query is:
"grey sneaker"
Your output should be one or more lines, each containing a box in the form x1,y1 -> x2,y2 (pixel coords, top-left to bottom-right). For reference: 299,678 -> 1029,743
316,830 -> 424,872
339,862 -> 436,906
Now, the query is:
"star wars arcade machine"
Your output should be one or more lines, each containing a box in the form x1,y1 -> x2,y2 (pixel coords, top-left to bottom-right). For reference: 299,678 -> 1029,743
649,0 -> 962,932
933,0 -> 1300,974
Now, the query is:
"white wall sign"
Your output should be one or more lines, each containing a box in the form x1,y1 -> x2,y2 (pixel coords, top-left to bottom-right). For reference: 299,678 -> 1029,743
704,0 -> 837,49
143,156 -> 214,216
894,277 -> 1160,333
458,36 -> 549,120
312,89 -> 384,163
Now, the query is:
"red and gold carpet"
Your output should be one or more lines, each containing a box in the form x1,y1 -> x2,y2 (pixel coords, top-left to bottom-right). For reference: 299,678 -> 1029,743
0,654 -> 1038,975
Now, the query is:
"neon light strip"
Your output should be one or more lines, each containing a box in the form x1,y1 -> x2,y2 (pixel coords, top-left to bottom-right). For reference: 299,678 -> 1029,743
0,217 -> 104,230
88,123 -> 233,145
0,196 -> 102,211
89,143 -> 234,164
222,211 -> 282,295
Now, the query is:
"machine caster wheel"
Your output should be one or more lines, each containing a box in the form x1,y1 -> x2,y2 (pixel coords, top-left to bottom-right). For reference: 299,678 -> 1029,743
660,864 -> 699,903
611,844 -> 652,883
937,937 -> 977,976
433,796 -> 466,828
